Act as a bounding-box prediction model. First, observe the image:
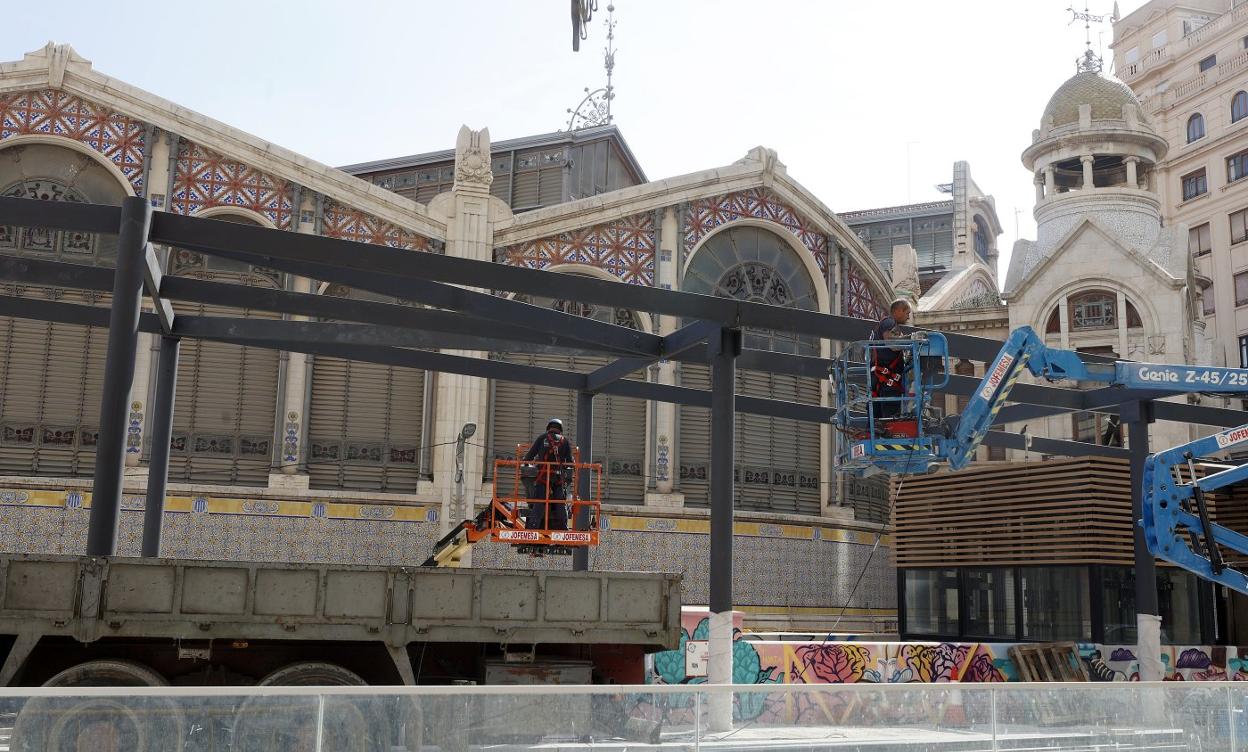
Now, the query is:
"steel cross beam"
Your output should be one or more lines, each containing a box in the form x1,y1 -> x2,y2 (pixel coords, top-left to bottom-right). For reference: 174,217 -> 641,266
0,293 -> 1135,459
585,320 -> 720,393
151,224 -> 663,358
0,254 -> 651,357
142,244 -> 175,334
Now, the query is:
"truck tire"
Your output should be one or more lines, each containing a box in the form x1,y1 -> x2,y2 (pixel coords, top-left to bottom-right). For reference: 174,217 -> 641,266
232,661 -> 406,752
11,659 -> 183,752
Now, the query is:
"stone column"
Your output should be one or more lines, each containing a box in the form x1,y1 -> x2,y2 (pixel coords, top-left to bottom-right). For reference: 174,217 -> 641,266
1124,157 -> 1139,188
430,127 -> 500,536
1116,290 -> 1130,358
648,207 -> 681,503
1044,165 -> 1056,195
1081,155 -> 1095,190
127,132 -> 172,468
1058,294 -> 1071,350
1034,173 -> 1045,203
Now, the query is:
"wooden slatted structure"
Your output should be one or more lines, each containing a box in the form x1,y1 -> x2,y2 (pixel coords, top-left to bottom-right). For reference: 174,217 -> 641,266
894,456 -> 1248,569
893,457 -> 1136,567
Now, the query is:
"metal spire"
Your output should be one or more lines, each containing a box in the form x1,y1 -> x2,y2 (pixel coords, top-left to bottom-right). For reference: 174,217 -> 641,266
565,3 -> 617,131
1068,3 -> 1109,73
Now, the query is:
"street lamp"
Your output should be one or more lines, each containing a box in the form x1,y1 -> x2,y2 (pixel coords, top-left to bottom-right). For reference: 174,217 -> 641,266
452,422 -> 477,521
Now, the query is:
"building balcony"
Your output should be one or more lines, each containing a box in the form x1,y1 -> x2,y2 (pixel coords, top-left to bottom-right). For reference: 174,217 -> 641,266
1120,45 -> 1171,81
1141,48 -> 1248,112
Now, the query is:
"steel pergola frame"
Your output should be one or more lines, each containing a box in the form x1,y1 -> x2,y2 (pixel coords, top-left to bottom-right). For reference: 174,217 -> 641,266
0,195 -> 1239,635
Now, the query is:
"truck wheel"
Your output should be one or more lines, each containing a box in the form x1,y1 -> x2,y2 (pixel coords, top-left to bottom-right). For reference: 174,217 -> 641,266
11,659 -> 183,752
232,661 -> 399,752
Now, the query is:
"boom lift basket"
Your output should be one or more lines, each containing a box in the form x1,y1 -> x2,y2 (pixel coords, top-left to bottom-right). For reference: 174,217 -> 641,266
833,332 -> 950,475
485,444 -> 603,547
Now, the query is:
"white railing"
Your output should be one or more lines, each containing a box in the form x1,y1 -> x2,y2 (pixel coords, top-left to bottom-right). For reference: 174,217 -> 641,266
0,682 -> 1242,750
1186,12 -> 1230,49
1220,48 -> 1248,79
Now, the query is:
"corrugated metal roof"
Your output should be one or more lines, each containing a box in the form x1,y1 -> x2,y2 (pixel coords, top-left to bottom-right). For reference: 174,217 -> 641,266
337,124 -> 648,183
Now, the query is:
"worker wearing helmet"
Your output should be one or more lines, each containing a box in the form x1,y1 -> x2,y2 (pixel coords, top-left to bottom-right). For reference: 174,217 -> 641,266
870,300 -> 912,420
523,418 -> 574,530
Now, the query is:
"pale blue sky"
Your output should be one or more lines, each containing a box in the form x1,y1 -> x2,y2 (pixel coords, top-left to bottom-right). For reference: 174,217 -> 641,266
6,1 -> 1148,276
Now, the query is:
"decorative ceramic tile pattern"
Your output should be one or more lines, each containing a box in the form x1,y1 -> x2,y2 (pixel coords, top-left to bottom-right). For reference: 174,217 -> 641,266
845,261 -> 887,320
685,189 -> 829,272
0,89 -> 147,193
497,212 -> 656,285
321,200 -> 430,250
171,141 -> 294,228
0,487 -> 893,611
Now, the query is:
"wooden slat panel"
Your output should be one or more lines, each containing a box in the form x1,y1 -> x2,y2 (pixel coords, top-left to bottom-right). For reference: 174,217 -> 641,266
893,457 -> 1140,567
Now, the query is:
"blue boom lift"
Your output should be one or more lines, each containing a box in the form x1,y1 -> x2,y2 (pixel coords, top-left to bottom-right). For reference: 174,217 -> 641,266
834,324 -> 1248,595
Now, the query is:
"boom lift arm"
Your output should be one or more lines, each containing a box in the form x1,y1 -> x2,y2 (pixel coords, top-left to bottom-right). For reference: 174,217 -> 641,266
835,323 -> 1248,595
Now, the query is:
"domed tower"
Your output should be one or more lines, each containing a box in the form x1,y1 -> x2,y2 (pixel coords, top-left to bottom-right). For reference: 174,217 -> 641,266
1022,70 -> 1168,259
1004,64 -> 1211,448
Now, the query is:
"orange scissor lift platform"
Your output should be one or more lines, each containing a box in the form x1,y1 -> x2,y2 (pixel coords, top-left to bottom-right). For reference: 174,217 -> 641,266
423,445 -> 603,567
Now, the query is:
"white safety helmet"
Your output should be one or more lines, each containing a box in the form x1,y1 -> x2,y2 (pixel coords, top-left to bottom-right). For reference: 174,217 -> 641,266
546,418 -> 564,432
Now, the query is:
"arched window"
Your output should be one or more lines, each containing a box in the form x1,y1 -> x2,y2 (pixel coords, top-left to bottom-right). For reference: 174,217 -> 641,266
1233,91 -> 1248,124
489,286 -> 647,505
1188,113 -> 1206,142
1052,290 -> 1143,332
168,213 -> 283,486
0,145 -> 126,477
973,217 -> 990,260
680,226 -> 824,517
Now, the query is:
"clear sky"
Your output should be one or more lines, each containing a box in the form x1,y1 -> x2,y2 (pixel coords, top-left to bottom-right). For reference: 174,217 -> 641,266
6,0 -> 1149,283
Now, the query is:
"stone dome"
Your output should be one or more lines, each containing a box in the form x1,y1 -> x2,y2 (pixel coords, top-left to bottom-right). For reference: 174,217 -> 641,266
1041,71 -> 1144,128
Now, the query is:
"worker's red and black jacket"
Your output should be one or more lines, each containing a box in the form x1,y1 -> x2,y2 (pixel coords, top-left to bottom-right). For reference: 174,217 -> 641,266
870,317 -> 905,394
524,432 -> 574,488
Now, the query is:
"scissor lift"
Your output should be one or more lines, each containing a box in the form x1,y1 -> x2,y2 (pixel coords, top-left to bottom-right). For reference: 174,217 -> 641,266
424,445 -> 603,567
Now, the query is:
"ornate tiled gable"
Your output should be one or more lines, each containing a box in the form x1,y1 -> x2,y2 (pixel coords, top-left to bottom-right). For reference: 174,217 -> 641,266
0,88 -> 146,193
496,211 -> 656,285
685,188 -> 829,272
321,200 -> 431,251
171,141 -> 295,229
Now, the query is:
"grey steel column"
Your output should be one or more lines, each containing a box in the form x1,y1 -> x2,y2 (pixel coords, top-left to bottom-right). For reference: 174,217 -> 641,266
709,329 -> 741,613
87,196 -> 152,556
573,390 -> 594,571
1124,400 -> 1159,617
141,335 -> 180,557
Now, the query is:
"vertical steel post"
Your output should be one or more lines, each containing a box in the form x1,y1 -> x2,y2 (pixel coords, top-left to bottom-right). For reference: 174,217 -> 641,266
141,335 -> 179,557
1124,400 -> 1162,679
708,328 -> 740,732
87,196 -> 151,557
573,390 -> 594,571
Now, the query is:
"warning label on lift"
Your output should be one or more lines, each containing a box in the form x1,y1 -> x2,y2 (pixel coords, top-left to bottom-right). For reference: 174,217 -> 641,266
498,530 -> 542,542
979,354 -> 1015,400
1215,426 -> 1248,449
851,443 -> 866,459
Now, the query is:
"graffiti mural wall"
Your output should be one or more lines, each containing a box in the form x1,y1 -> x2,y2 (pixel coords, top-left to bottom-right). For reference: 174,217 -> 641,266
647,611 -> 1248,692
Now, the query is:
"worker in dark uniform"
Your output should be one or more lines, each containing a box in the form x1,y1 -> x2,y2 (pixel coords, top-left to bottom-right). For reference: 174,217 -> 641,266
523,418 -> 574,530
870,299 -> 913,420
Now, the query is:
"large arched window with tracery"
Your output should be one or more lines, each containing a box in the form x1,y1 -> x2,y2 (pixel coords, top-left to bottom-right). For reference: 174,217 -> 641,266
488,285 -> 647,505
167,213 -> 283,486
0,145 -> 127,477
679,226 -> 823,516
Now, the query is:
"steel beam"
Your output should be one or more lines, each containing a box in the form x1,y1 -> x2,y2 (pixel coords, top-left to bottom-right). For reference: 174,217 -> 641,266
709,328 -> 741,614
142,244 -> 175,334
0,195 -> 119,234
142,335 -> 179,557
153,231 -> 663,358
573,391 -> 594,572
1123,399 -> 1160,679
87,197 -> 151,557
170,315 -> 622,357
980,430 -> 1130,459
585,320 -> 719,393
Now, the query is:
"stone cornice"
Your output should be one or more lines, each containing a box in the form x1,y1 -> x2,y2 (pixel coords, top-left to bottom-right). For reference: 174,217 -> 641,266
1,44 -> 446,240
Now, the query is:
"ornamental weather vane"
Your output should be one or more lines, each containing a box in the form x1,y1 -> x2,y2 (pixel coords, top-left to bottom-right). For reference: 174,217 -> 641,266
1067,2 -> 1117,73
565,3 -> 616,131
